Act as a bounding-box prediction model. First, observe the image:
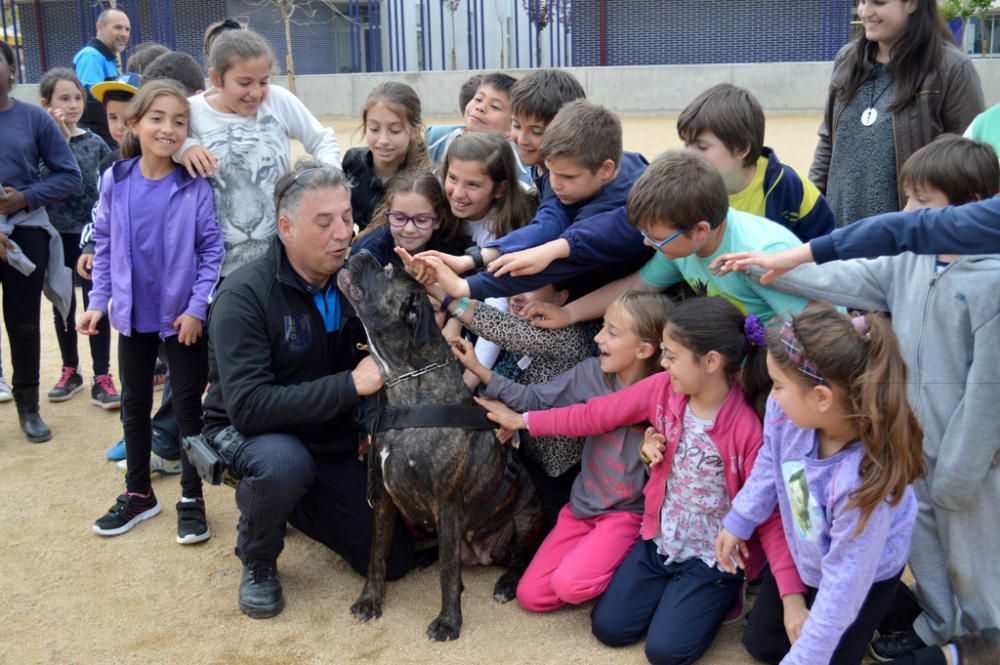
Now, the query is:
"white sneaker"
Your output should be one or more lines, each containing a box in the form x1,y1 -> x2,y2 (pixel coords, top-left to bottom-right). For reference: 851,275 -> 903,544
115,452 -> 182,476
0,375 -> 12,403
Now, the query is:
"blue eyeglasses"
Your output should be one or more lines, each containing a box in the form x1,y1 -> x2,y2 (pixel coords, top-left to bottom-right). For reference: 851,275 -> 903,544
639,228 -> 684,251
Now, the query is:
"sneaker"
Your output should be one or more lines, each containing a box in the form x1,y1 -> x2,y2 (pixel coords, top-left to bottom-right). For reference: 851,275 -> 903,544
48,366 -> 84,402
116,452 -> 182,476
106,438 -> 126,461
92,490 -> 161,536
90,374 -> 121,410
0,375 -> 12,403
870,628 -> 928,662
239,562 -> 284,619
153,359 -> 167,392
952,628 -> 1000,665
176,499 -> 211,545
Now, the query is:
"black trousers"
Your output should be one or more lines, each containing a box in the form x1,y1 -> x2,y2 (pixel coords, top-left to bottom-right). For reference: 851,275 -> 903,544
0,227 -> 48,405
521,453 -> 579,533
743,565 -> 903,665
53,233 -> 111,375
232,432 -> 414,579
119,332 -> 206,497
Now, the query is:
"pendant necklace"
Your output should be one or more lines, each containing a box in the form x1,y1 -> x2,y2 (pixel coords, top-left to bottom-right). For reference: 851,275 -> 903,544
861,70 -> 892,127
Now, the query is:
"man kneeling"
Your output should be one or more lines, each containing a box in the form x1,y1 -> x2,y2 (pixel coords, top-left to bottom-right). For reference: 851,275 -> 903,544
202,162 -> 414,619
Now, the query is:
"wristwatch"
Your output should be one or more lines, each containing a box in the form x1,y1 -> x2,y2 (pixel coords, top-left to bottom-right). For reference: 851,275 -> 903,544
464,245 -> 485,271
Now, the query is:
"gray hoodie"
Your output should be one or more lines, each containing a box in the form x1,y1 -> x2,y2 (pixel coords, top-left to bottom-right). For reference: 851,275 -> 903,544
754,254 -> 1000,512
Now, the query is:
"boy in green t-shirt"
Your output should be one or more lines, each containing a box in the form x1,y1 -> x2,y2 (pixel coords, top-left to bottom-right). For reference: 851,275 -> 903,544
525,150 -> 808,329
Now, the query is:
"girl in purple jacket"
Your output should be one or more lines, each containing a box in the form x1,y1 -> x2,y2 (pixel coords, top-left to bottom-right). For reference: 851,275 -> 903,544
78,81 -> 224,545
717,305 -> 924,665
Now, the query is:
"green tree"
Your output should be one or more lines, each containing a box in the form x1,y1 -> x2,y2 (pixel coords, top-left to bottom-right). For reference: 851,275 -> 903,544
940,0 -> 994,53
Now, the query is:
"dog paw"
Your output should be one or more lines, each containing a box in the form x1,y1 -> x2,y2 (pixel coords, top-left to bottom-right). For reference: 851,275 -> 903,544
426,615 -> 461,641
350,596 -> 383,622
492,571 -> 519,603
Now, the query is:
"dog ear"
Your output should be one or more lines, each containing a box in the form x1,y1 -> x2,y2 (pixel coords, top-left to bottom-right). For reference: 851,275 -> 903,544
404,293 -> 437,347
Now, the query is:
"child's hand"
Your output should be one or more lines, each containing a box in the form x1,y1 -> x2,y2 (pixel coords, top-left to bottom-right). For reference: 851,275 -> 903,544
76,252 -> 94,279
709,244 -> 815,285
640,426 -> 666,466
413,254 -> 469,299
172,314 -> 204,345
781,593 -> 810,645
715,528 -> 749,575
495,427 -> 518,445
415,249 -> 475,275
522,301 -> 573,330
488,239 -> 569,277
0,232 -> 15,263
77,310 -> 104,335
474,396 -> 527,431
449,337 -> 491,384
394,247 -> 438,287
0,187 -> 28,216
180,145 -> 219,178
46,108 -> 72,140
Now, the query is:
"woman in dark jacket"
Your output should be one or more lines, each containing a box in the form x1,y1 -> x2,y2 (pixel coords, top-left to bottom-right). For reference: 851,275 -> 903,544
809,0 -> 983,226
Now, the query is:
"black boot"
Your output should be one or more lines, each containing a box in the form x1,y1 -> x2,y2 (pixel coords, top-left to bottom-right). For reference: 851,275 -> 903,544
238,562 -> 283,619
16,401 -> 52,443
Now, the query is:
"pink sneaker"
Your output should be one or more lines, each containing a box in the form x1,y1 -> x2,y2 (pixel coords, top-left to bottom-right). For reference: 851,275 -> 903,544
91,374 -> 121,410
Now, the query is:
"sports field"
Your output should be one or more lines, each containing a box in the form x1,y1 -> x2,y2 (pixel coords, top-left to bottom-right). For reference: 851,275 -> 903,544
0,114 -> 828,665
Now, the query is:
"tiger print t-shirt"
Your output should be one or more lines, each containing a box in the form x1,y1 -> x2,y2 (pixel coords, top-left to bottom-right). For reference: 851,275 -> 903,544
182,86 -> 341,276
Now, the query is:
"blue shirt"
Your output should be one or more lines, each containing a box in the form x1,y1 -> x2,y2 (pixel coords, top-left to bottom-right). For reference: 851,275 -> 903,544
73,41 -> 119,90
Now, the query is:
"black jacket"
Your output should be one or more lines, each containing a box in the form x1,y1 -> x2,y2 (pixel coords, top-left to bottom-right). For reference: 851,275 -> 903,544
342,147 -> 386,231
203,238 -> 369,463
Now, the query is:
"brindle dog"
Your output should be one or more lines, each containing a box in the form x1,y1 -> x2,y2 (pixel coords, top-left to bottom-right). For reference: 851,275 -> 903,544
338,251 -> 545,641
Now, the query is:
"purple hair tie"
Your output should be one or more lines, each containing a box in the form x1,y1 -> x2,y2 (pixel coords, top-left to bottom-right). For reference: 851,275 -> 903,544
852,315 -> 871,339
744,315 -> 766,347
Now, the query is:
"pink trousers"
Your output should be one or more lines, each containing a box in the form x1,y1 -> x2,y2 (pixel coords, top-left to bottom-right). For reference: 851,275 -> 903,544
516,503 -> 642,612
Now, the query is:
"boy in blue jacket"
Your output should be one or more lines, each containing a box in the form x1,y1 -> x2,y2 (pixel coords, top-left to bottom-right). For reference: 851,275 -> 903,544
422,100 -> 648,300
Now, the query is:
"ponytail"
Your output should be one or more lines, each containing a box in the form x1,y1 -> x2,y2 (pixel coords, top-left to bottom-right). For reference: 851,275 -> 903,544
766,305 -> 925,529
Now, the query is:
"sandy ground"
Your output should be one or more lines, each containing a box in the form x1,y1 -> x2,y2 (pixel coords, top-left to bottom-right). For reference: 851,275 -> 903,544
0,116 -> 827,665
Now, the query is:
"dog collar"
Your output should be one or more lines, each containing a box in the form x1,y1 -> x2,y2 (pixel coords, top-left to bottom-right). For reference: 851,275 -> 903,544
384,357 -> 454,388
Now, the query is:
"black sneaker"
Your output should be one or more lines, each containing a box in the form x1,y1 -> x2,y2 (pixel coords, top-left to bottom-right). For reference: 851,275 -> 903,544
48,366 -> 84,402
176,499 -> 211,545
92,490 -> 161,536
238,562 -> 284,619
870,628 -> 928,662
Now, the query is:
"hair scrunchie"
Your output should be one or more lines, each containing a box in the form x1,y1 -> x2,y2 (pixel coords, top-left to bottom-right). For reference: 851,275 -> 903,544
744,314 -> 766,347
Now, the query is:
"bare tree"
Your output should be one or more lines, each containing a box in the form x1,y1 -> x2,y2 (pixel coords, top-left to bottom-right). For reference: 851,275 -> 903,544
246,0 -> 329,93
444,0 -> 461,70
521,0 -> 550,66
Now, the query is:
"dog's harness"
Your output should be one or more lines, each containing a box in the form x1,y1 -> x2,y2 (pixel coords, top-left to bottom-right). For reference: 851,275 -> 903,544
371,358 -> 521,532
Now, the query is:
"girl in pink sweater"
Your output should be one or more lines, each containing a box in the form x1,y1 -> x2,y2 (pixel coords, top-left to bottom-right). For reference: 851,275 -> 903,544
478,298 -> 804,665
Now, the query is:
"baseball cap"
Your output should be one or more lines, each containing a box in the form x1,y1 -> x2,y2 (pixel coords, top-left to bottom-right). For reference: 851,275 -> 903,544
91,72 -> 142,103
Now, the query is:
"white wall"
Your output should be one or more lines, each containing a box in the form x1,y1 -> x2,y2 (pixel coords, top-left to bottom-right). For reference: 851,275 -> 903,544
14,59 -> 1000,118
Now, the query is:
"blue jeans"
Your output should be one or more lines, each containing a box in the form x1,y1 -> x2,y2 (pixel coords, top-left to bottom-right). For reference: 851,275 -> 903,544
591,538 -> 743,665
231,432 -> 414,579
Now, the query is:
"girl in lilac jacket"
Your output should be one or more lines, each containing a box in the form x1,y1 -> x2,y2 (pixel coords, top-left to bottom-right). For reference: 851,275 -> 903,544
79,81 -> 224,544
717,305 -> 924,665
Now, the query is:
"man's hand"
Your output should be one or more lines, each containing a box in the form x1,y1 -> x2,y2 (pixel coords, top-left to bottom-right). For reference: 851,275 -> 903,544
488,239 -> 569,277
521,301 -> 573,330
76,252 -> 94,279
180,145 -> 219,178
351,355 -> 384,396
449,337 -> 491,385
473,395 -> 527,431
709,244 -> 815,285
173,314 -> 204,345
77,310 -> 104,335
0,187 -> 28,216
782,594 -> 810,645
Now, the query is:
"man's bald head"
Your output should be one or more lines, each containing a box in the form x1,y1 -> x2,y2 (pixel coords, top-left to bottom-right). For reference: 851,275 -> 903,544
96,9 -> 131,55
